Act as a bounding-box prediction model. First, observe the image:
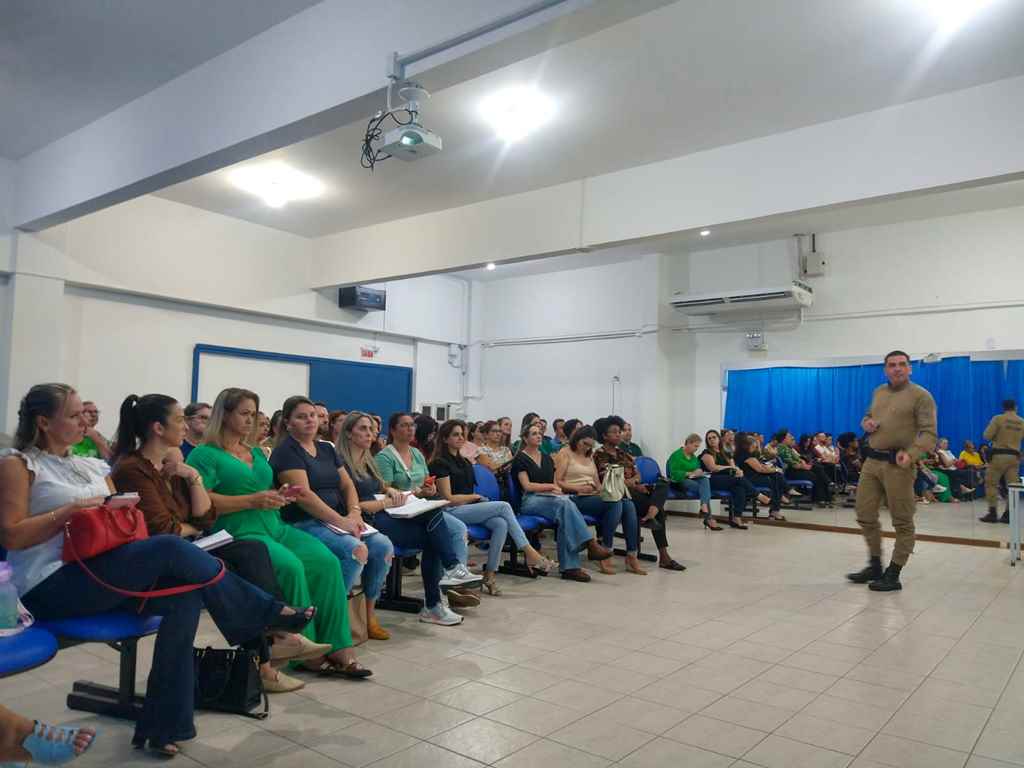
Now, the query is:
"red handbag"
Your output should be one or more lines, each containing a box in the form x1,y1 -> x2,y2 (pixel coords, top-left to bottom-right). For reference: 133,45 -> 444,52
63,505 -> 225,601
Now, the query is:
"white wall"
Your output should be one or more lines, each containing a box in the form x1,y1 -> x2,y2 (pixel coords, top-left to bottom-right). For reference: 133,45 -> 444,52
59,287 -> 453,439
681,203 -> 1024,436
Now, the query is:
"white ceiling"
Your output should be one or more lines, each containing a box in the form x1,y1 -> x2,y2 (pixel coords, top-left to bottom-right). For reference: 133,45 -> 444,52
154,0 -> 1024,238
451,176 -> 1024,281
0,0 -> 323,159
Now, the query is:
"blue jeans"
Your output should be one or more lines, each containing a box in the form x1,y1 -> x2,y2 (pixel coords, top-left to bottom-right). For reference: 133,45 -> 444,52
678,476 -> 711,507
520,493 -> 594,571
446,500 -> 528,573
292,519 -> 394,601
370,509 -> 459,608
443,512 -> 470,564
22,535 -> 279,749
571,495 -> 637,553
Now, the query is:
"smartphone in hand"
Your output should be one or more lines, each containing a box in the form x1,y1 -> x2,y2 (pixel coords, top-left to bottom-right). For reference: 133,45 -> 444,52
279,484 -> 303,501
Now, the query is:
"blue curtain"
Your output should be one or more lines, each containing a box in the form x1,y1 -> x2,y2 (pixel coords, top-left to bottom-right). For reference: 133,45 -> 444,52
724,357 -> 1010,449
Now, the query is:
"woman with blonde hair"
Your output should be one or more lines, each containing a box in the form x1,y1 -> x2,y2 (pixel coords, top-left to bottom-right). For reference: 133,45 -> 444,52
187,388 -> 371,678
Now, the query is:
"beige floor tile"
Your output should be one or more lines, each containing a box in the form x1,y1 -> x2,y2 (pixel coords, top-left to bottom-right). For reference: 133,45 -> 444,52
492,738 -> 612,768
549,712 -> 655,760
914,678 -> 1003,708
478,665 -> 564,695
883,692 -> 991,752
430,680 -> 523,715
965,756 -> 1021,768
732,678 -> 819,711
727,640 -> 799,664
743,734 -> 852,768
781,653 -> 859,678
300,681 -> 420,718
308,720 -> 420,768
699,696 -> 795,732
632,680 -> 723,713
186,722 -> 301,768
485,696 -> 587,736
775,712 -> 877,755
533,679 -> 624,713
857,733 -> 968,768
759,665 -> 840,693
826,678 -> 911,709
974,708 -> 1024,765
663,713 -> 767,758
429,717 -> 539,764
369,741 -> 487,768
617,737 -> 735,768
588,696 -> 690,735
373,698 -> 476,739
801,694 -> 900,731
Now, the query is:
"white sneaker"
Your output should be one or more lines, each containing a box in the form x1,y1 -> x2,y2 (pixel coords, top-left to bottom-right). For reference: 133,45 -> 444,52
419,600 -> 464,626
933,485 -> 947,494
440,563 -> 482,587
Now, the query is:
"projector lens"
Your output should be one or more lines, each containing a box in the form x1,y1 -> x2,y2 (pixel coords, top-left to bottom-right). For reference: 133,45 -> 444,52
400,131 -> 422,146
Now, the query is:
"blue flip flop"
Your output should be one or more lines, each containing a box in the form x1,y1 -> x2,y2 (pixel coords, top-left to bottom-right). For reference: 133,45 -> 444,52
21,721 -> 97,765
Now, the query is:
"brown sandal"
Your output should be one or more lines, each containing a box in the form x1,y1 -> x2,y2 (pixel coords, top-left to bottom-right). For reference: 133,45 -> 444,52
311,660 -> 373,679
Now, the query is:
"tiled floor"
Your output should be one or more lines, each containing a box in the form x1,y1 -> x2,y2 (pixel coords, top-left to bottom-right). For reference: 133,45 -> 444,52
6,517 -> 1024,768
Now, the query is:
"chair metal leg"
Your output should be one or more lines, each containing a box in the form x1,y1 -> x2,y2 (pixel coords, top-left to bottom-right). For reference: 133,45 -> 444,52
66,639 -> 145,721
378,560 -> 424,614
498,538 -> 538,578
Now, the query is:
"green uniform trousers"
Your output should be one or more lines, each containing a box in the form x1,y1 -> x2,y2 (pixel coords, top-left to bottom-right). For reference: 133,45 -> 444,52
232,515 -> 352,653
985,454 -> 1021,510
855,457 -> 916,566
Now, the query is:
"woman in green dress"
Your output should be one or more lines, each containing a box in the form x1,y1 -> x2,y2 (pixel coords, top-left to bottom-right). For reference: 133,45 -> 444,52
187,388 -> 370,678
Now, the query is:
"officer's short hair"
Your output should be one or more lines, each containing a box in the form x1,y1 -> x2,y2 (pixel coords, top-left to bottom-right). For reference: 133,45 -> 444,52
884,350 -> 911,364
1004,399 -> 1017,411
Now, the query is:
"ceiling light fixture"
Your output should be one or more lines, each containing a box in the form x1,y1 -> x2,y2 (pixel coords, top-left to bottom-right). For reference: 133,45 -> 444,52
486,262 -> 497,271
479,86 -> 555,142
700,229 -> 711,237
229,161 -> 325,208
919,0 -> 996,32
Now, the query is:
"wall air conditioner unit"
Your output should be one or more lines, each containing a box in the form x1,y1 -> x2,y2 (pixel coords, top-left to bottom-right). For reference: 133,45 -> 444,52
669,280 -> 813,316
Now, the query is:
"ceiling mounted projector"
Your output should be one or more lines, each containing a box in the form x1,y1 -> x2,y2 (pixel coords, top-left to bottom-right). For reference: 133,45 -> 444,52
378,123 -> 442,161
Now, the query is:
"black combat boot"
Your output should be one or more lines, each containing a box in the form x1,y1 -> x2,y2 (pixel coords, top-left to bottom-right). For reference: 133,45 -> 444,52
979,507 -> 999,523
846,556 -> 883,584
868,562 -> 902,592
1000,510 -> 1010,524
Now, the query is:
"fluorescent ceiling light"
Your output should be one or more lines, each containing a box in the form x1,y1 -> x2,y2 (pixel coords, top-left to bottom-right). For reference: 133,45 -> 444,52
918,0 -> 996,32
479,86 -> 555,142
229,162 -> 325,208
486,262 -> 496,271
700,229 -> 711,237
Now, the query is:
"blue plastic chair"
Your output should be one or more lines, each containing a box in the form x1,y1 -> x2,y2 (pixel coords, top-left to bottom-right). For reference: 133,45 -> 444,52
0,627 -> 58,678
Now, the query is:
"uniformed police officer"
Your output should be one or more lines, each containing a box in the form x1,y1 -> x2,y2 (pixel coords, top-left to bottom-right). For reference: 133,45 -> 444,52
846,351 -> 937,592
979,399 -> 1024,524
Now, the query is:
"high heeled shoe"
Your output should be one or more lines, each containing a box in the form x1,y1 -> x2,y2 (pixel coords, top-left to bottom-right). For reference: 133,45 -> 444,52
482,571 -> 503,595
267,605 -> 316,634
726,518 -> 748,530
703,516 -> 723,531
23,721 -> 96,765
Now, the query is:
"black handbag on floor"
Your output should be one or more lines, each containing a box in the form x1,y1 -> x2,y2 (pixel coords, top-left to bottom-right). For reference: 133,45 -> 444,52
193,646 -> 269,720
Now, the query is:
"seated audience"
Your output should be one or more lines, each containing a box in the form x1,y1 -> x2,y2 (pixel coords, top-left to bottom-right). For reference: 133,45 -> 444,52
341,412 -> 477,626
110,393 -> 325,693
666,433 -> 719,530
497,416 -> 513,446
621,422 -> 643,457
812,431 -> 840,484
734,433 -> 789,520
776,429 -> 833,507
412,414 -> 438,458
70,400 -> 111,460
313,402 -> 331,441
960,439 -> 985,468
181,401 -> 211,459
513,423 -> 612,582
255,411 -> 273,458
701,429 -> 771,528
934,437 -> 974,497
477,420 -> 513,475
369,413 -> 387,455
1,384 -> 314,757
720,428 -> 736,460
431,420 -> 554,592
187,387 -> 371,679
376,412 -> 479,609
596,416 -> 685,569
269,397 -> 395,641
837,432 -> 861,483
329,410 -> 347,444
460,422 -> 481,463
921,452 -> 955,502
552,418 -> 567,450
555,425 -> 644,575
268,408 -> 284,448
0,704 -> 95,766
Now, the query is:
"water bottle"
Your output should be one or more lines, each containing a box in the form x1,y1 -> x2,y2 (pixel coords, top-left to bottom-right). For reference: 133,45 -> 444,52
0,563 -> 20,629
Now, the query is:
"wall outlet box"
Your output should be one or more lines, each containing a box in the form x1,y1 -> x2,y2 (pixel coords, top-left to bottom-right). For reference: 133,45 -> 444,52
802,253 -> 827,277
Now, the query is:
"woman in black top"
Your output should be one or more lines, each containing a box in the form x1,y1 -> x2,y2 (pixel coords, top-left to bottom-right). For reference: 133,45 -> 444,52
700,430 -> 772,528
734,433 -> 788,520
270,397 -> 394,643
430,420 -> 554,594
513,424 -> 611,582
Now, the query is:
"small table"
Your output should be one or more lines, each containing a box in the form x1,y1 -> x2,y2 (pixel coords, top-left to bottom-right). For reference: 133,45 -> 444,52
1010,483 -> 1024,565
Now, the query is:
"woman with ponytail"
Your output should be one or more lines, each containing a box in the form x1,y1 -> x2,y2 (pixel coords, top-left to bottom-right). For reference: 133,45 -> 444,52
111,394 -> 328,693
0,384 -> 319,757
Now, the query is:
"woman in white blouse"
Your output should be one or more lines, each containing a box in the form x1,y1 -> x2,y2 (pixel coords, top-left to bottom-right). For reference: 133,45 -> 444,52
0,384 -> 316,759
